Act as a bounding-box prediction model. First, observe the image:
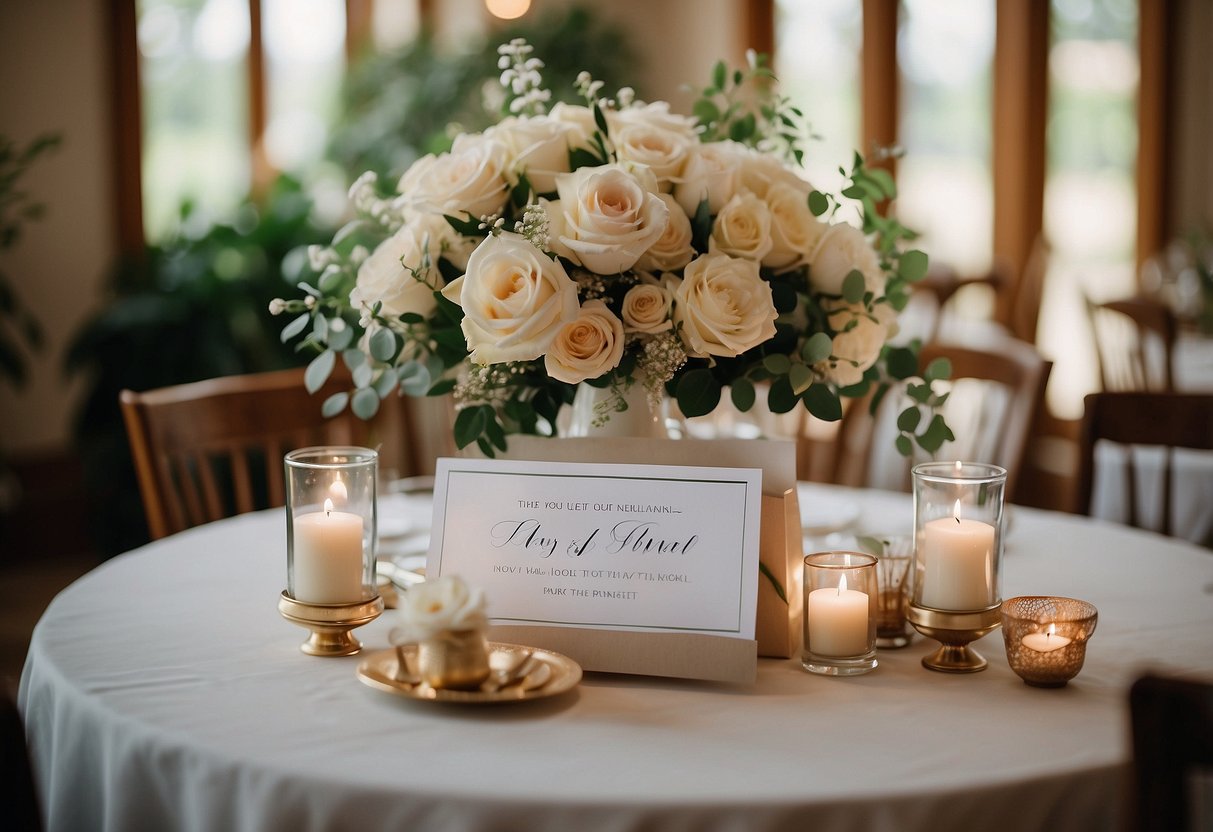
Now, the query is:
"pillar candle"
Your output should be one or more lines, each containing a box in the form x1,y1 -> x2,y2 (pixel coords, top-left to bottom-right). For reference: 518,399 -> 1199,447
919,507 -> 995,611
807,575 -> 871,656
292,498 -> 365,604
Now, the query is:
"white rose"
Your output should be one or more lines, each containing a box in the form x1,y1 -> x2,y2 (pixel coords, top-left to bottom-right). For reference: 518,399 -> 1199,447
808,222 -> 886,297
737,151 -> 813,199
621,274 -> 677,334
635,193 -> 694,273
816,309 -> 886,387
391,575 -> 487,642
709,191 -> 773,262
674,253 -> 778,357
441,232 -> 579,364
397,133 -> 510,219
546,164 -> 669,275
547,101 -> 597,150
544,300 -> 626,384
350,213 -> 460,320
486,114 -> 576,195
764,182 -> 825,272
611,102 -> 698,192
673,140 -> 748,217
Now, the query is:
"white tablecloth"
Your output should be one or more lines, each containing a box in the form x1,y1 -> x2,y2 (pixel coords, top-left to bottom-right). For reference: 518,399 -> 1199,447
20,485 -> 1213,832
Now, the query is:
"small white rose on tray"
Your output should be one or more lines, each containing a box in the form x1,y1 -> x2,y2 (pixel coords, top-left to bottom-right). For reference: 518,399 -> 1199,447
390,574 -> 488,643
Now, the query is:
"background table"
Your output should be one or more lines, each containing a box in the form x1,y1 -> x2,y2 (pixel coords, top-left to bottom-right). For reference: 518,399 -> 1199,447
20,485 -> 1213,832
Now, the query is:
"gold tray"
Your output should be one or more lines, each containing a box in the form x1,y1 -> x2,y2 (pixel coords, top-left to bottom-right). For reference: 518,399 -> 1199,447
357,642 -> 581,704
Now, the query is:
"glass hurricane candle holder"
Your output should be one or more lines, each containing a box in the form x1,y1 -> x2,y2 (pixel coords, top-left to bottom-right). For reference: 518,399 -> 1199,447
279,446 -> 381,656
802,551 -> 878,676
908,462 -> 1007,672
1001,596 -> 1099,687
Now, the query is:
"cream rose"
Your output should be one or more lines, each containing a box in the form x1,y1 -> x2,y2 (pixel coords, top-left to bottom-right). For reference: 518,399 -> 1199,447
546,163 -> 669,274
764,182 -> 825,272
709,191 -> 773,262
544,300 -> 625,384
737,150 -> 813,199
635,193 -> 693,273
611,102 -> 698,192
350,213 -> 461,320
673,140 -> 748,217
620,274 -> 677,334
817,309 -> 886,387
441,232 -> 579,364
486,114 -> 576,195
547,102 -> 598,150
397,133 -> 510,219
674,253 -> 778,357
390,575 -> 487,642
808,222 -> 886,297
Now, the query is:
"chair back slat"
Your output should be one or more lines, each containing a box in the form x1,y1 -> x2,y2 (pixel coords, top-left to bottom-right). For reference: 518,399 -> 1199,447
1076,392 -> 1213,539
1087,295 -> 1177,392
120,367 -> 427,540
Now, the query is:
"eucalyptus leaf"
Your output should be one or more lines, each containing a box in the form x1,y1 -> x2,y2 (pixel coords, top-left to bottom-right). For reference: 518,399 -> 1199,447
321,392 -> 349,418
352,362 -> 373,389
327,325 -> 354,351
342,349 -> 366,370
374,370 -> 398,398
899,249 -> 929,283
924,357 -> 951,382
730,378 -> 756,412
917,414 -> 955,453
397,361 -> 432,396
895,434 -> 913,457
842,270 -> 866,304
896,406 -> 922,433
801,332 -> 832,364
351,387 -> 380,420
312,315 -> 329,342
808,190 -> 829,217
766,377 -> 798,414
675,369 -> 721,418
788,363 -> 814,396
369,328 -> 398,362
762,354 -> 791,375
280,313 -> 310,343
802,383 -> 842,421
454,406 -> 489,450
304,349 -> 335,393
886,347 -> 918,380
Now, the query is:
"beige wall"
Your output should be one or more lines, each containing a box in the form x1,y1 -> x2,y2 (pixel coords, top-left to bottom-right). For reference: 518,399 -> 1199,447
0,0 -> 115,456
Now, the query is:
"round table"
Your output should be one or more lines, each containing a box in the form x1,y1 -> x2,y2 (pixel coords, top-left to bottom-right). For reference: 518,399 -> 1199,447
19,485 -> 1213,832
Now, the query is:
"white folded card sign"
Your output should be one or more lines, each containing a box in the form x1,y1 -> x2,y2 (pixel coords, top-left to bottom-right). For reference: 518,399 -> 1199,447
427,456 -> 763,682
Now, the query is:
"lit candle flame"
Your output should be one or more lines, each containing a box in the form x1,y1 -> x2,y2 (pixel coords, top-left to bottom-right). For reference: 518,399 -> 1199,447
1045,623 -> 1056,639
329,478 -> 348,502
323,498 -> 334,517
838,574 -> 848,595
953,498 -> 963,523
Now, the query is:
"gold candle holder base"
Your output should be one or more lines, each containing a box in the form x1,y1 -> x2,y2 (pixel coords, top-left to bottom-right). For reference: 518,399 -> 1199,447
278,591 -> 384,656
907,603 -> 1002,673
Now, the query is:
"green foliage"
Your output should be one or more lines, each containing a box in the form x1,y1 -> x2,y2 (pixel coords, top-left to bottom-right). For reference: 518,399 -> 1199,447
0,133 -> 59,389
331,7 -> 637,181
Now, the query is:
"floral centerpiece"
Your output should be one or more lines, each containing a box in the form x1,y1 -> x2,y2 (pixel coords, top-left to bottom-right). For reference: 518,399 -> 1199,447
274,40 -> 951,457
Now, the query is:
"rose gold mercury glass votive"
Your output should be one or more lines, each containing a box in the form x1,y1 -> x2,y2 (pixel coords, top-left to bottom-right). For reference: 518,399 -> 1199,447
1000,596 -> 1098,687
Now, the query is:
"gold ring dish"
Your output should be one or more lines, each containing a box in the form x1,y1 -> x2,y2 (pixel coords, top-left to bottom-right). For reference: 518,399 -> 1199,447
357,642 -> 581,704
278,591 -> 384,657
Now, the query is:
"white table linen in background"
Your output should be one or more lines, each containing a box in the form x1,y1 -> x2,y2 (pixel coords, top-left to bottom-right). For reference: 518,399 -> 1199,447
20,485 -> 1213,832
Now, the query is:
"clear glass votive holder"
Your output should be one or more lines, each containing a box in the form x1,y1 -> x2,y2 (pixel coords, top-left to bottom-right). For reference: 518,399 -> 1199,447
856,532 -> 914,648
802,551 -> 878,676
911,462 -> 1007,613
1001,596 -> 1099,687
285,446 -> 378,605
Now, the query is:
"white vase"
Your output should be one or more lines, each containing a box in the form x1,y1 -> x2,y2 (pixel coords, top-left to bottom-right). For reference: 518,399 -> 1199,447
563,378 -> 683,439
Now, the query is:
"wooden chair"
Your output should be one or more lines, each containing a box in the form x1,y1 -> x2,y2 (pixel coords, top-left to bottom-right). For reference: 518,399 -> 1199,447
1086,295 -> 1178,392
120,367 -> 431,540
1075,391 -> 1213,538
822,337 -> 1050,497
1129,674 -> 1213,832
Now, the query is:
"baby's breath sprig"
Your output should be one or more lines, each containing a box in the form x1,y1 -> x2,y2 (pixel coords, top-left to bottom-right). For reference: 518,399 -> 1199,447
514,204 -> 550,249
497,38 -> 550,117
